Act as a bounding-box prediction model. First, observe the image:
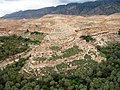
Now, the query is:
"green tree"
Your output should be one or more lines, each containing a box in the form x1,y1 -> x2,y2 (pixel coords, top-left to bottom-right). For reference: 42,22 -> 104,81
34,85 -> 40,90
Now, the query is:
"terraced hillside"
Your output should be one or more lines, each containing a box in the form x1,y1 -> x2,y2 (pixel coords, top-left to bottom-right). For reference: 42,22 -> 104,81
0,13 -> 120,90
0,13 -> 120,76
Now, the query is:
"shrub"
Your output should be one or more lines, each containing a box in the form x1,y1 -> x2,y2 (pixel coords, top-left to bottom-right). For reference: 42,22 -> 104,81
50,46 -> 61,51
31,31 -> 43,35
81,35 -> 95,42
34,57 -> 47,61
118,30 -> 120,35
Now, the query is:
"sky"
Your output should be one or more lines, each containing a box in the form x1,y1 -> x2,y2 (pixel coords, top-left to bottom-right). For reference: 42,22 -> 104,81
0,0 -> 96,17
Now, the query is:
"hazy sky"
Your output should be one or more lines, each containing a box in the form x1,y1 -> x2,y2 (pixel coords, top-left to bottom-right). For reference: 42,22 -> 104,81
0,0 -> 96,17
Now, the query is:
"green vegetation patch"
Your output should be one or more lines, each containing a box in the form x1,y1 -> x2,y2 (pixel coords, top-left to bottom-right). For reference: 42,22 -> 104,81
81,35 -> 95,42
96,42 -> 120,59
62,46 -> 82,58
25,30 -> 45,44
41,67 -> 55,75
30,31 -> 43,35
84,54 -> 92,61
0,42 -> 120,90
50,46 -> 61,51
70,59 -> 85,66
49,46 -> 82,61
0,58 -> 30,90
0,35 -> 33,60
33,57 -> 47,62
56,63 -> 68,71
49,55 -> 62,61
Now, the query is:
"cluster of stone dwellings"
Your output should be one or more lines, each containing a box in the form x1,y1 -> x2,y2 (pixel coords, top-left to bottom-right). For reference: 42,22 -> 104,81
22,27 -> 120,76
22,33 -> 113,76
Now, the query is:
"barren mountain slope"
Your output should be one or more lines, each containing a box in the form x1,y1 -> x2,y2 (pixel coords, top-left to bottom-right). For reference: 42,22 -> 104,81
0,19 -> 32,36
0,14 -> 120,76
2,0 -> 120,19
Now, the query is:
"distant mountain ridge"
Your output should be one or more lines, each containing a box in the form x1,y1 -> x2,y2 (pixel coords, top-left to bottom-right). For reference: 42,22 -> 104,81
2,0 -> 120,19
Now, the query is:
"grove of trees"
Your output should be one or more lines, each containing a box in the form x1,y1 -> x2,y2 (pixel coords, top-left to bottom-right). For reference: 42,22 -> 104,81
0,35 -> 120,90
